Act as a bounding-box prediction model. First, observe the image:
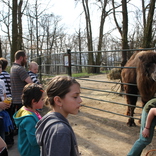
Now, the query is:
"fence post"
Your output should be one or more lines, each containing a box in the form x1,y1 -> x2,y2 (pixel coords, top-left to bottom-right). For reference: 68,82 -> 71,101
67,49 -> 72,76
38,55 -> 42,83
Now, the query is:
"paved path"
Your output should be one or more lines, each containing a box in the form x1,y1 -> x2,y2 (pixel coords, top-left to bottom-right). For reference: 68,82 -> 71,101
8,135 -> 20,156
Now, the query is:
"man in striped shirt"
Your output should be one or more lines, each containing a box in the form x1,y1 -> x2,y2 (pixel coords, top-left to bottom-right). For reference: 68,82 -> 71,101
10,50 -> 33,114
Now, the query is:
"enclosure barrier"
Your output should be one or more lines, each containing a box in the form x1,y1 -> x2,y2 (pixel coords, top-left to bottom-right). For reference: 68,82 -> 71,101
34,47 -> 156,121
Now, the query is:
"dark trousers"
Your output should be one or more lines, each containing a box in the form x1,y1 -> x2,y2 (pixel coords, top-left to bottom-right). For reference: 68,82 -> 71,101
11,103 -> 22,133
4,105 -> 14,145
0,117 -> 5,140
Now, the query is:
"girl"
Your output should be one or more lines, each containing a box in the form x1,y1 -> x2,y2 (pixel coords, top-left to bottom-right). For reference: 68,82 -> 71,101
13,83 -> 45,156
35,76 -> 82,156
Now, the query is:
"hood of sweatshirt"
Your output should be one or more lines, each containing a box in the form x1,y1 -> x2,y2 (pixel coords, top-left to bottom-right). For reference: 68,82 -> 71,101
13,106 -> 38,128
35,112 -> 70,146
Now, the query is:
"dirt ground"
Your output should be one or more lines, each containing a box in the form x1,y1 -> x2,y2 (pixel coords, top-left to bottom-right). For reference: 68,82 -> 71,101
9,74 -> 156,156
66,74 -> 156,156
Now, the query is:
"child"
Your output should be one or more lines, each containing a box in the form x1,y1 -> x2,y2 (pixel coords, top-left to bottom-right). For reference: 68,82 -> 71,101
35,76 -> 82,156
28,61 -> 40,85
127,98 -> 156,156
13,83 -> 45,156
0,57 -> 14,148
0,58 -> 11,97
0,60 -> 13,143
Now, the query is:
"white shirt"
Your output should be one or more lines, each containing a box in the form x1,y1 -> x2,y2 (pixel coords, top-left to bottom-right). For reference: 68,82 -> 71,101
0,79 -> 6,101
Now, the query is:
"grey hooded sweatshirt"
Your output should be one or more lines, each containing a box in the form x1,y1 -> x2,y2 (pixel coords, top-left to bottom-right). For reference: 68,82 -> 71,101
35,112 -> 80,156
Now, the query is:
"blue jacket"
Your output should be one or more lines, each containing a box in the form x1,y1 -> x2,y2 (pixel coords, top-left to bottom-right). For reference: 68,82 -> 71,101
13,106 -> 40,156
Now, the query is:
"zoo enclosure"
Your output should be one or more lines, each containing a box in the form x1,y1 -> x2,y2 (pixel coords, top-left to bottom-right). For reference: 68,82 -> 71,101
33,47 -> 156,121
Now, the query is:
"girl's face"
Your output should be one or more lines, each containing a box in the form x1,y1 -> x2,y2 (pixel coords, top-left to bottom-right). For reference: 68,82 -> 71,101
34,92 -> 45,110
61,83 -> 82,117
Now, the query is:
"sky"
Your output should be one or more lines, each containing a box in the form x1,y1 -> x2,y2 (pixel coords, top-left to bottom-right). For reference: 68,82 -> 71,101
42,0 -> 143,37
43,0 -> 85,34
0,0 -> 145,38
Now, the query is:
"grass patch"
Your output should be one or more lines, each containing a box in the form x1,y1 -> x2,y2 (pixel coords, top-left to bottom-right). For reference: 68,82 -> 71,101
40,71 -> 107,84
41,72 -> 96,79
72,72 -> 95,78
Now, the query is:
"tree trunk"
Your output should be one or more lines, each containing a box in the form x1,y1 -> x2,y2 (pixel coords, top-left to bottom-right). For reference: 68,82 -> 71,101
121,0 -> 129,67
96,0 -> 108,73
82,0 -> 94,73
142,0 -> 155,48
0,39 -> 2,57
17,0 -> 24,50
11,0 -> 18,64
78,29 -> 82,73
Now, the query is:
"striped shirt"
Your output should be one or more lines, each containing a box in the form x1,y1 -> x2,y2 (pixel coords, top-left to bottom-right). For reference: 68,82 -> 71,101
28,71 -> 40,85
0,71 -> 11,97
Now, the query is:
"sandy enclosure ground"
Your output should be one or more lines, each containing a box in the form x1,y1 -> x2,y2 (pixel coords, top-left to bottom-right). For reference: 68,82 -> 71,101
8,74 -> 156,156
67,74 -> 156,156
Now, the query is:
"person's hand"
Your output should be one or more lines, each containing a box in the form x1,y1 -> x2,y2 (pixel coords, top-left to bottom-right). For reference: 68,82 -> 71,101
0,102 -> 11,110
142,128 -> 150,138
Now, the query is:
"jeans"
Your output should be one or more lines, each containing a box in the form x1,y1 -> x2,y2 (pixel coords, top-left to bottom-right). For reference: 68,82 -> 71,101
127,109 -> 156,156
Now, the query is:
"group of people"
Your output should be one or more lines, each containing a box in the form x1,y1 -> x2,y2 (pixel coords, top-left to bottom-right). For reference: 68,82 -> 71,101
1,49 -> 156,156
0,50 -> 82,156
0,50 -> 41,149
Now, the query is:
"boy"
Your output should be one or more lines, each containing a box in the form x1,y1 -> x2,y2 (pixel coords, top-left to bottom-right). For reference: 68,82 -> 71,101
13,83 -> 44,156
28,61 -> 41,85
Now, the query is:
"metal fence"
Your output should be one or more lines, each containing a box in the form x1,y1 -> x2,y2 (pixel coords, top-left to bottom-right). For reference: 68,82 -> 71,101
34,47 -> 156,122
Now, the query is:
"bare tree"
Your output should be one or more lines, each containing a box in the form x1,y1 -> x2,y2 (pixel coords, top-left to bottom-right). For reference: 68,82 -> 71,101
112,0 -> 129,67
79,0 -> 114,73
11,0 -> 18,63
17,0 -> 29,50
82,0 -> 94,73
0,2 -> 12,51
95,0 -> 113,73
142,0 -> 155,48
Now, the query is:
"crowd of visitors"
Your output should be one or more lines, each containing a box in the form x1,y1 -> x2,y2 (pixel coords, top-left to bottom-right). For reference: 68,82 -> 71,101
1,49 -> 156,156
0,49 -> 82,156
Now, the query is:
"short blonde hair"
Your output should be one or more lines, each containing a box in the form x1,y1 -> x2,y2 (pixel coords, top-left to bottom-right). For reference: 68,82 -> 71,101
29,61 -> 39,70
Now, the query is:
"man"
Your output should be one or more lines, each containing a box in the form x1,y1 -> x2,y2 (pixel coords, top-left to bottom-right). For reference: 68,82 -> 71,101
10,50 -> 33,116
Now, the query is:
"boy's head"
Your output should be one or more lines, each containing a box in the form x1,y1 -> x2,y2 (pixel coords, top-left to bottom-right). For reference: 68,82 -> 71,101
29,61 -> 39,74
22,83 -> 44,108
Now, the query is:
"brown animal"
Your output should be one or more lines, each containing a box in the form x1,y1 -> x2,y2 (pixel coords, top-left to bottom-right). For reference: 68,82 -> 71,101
121,50 -> 156,126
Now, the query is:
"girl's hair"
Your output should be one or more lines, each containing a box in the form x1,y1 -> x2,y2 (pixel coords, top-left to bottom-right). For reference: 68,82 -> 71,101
22,83 -> 44,108
45,76 -> 80,107
0,58 -> 8,70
